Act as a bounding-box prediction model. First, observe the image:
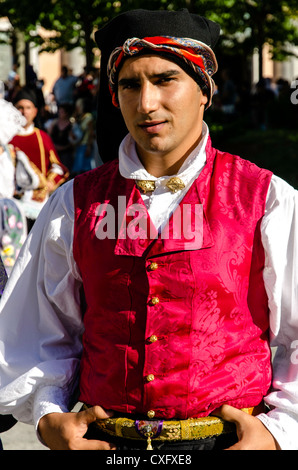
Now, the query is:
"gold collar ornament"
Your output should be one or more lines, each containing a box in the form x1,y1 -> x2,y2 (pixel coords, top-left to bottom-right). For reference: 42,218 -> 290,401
136,180 -> 156,193
165,177 -> 185,193
136,177 -> 185,194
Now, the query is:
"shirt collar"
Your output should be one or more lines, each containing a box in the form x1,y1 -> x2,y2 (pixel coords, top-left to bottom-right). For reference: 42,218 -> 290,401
18,124 -> 35,136
119,121 -> 209,185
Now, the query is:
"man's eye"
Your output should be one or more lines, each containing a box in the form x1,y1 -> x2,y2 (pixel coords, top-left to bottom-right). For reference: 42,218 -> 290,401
120,82 -> 139,90
158,77 -> 175,85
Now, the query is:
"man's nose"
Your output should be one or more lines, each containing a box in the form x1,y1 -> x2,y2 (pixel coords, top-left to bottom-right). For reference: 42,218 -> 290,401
137,82 -> 159,114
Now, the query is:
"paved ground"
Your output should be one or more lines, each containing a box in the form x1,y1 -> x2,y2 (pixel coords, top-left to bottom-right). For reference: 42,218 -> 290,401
1,421 -> 46,450
1,403 -> 82,450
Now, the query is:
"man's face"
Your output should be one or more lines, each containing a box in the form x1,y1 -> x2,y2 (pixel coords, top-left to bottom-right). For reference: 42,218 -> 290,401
15,99 -> 38,128
117,55 -> 208,169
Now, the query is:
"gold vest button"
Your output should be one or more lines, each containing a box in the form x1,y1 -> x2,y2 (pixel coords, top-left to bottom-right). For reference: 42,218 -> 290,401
149,334 -> 158,343
147,410 -> 155,418
150,262 -> 158,271
151,297 -> 159,305
146,374 -> 155,382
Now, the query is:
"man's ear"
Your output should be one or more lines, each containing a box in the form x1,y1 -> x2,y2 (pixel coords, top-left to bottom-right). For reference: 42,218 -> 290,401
201,92 -> 208,106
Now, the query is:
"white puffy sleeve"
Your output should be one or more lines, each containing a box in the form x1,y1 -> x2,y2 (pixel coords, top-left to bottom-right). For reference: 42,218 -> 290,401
15,149 -> 40,190
258,174 -> 298,449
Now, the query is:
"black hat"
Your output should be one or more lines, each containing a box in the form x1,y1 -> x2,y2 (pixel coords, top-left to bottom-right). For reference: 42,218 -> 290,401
95,9 -> 220,162
13,87 -> 38,107
95,9 -> 220,58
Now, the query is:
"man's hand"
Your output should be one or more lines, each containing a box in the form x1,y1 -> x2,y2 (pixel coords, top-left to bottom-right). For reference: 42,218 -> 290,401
212,404 -> 280,450
46,181 -> 56,193
38,405 -> 117,450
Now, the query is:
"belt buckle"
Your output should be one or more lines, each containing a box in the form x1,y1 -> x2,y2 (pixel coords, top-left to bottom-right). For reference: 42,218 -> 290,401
135,419 -> 164,450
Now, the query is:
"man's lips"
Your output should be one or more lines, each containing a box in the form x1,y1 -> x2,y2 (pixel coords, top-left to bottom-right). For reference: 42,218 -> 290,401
138,120 -> 166,134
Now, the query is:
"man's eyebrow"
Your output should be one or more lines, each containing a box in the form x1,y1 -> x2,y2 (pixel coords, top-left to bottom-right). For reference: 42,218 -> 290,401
118,77 -> 138,88
118,69 -> 181,87
152,69 -> 181,79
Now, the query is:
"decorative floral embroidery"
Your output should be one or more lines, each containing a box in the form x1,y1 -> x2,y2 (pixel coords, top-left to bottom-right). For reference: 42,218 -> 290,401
0,199 -> 25,275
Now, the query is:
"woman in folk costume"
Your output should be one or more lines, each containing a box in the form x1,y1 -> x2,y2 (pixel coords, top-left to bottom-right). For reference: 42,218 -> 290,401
0,9 -> 297,451
0,98 -> 39,273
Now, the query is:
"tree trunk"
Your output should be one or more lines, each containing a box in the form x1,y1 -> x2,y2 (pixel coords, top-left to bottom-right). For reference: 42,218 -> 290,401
255,6 -> 266,82
83,18 -> 93,71
258,42 -> 263,82
24,41 -> 30,84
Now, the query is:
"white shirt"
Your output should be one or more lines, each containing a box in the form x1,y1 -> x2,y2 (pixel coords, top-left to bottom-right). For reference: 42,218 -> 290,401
0,124 -> 298,449
119,123 -> 208,231
0,148 -> 15,198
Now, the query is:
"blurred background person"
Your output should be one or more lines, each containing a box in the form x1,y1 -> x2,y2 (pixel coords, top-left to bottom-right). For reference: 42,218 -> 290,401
0,98 -> 40,273
48,103 -> 75,173
53,66 -> 78,107
70,97 -> 95,175
11,87 -> 69,229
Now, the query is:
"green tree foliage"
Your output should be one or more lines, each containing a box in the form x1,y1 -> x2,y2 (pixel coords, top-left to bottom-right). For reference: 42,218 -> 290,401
0,0 -> 297,76
192,0 -> 298,80
0,0 -> 123,69
0,0 -> 55,42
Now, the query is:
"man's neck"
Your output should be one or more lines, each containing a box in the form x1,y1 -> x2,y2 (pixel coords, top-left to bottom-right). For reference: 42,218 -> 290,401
137,135 -> 203,178
19,123 -> 35,135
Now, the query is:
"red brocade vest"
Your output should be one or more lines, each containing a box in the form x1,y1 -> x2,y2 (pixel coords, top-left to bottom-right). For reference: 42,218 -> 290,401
73,137 -> 273,419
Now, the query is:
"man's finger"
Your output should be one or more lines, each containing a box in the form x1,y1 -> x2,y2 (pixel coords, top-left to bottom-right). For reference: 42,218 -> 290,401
78,405 -> 114,426
211,404 -> 249,423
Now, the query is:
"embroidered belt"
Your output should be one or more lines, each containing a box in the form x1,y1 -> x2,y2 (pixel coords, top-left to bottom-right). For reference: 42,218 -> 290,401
85,405 -> 255,450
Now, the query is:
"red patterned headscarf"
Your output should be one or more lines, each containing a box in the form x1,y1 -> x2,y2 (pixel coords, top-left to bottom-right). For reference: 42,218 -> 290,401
107,36 -> 218,109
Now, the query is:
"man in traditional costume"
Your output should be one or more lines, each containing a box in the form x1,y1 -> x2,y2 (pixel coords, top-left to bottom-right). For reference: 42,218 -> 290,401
0,9 -> 298,450
10,88 -> 69,224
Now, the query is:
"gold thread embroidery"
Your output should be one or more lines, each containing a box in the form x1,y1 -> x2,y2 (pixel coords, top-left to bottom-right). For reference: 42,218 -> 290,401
35,128 -> 46,176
